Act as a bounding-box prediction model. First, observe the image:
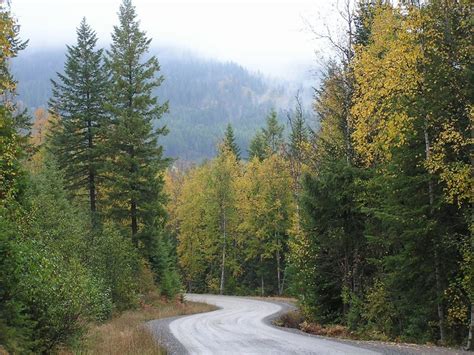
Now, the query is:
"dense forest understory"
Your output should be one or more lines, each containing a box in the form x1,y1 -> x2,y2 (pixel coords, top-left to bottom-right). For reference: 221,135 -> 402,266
0,0 -> 473,353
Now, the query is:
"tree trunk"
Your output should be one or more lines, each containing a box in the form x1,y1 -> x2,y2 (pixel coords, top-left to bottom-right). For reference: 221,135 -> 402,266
219,209 -> 226,295
131,199 -> 138,245
281,270 -> 286,295
276,249 -> 281,296
276,234 -> 282,296
424,124 -> 446,344
89,169 -> 96,212
467,302 -> 474,350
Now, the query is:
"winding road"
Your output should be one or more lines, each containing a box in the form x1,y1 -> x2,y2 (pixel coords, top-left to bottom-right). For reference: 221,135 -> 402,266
160,294 -> 379,355
148,294 -> 468,354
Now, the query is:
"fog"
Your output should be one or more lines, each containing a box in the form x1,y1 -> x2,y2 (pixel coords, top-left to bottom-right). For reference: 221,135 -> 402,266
11,0 -> 336,79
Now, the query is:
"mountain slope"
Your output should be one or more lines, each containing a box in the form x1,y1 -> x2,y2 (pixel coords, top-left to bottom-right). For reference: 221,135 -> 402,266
12,47 -> 295,161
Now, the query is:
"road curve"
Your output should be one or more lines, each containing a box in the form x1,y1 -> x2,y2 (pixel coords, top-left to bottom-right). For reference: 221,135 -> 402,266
168,294 -> 380,355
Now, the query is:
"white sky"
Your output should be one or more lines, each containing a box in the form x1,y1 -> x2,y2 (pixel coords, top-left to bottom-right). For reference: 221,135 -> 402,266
11,0 -> 337,79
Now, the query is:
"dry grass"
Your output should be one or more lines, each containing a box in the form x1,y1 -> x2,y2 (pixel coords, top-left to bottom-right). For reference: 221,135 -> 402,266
250,296 -> 297,304
299,321 -> 351,338
276,310 -> 353,339
274,310 -> 304,329
78,293 -> 216,355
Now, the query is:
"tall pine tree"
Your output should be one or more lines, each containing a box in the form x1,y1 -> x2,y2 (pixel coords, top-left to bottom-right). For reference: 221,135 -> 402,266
222,123 -> 240,160
262,109 -> 284,155
49,18 -> 109,218
105,0 -> 169,253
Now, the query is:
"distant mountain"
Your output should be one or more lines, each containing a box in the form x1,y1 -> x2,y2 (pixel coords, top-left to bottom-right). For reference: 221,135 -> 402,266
12,46 -> 311,161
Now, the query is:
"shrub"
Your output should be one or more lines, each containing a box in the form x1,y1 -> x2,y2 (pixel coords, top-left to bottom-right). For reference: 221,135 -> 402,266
13,237 -> 109,352
362,280 -> 396,337
88,225 -> 141,311
0,215 -> 34,354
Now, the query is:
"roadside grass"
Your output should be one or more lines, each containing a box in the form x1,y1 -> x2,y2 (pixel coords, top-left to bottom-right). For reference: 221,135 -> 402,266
77,292 -> 215,355
274,309 -> 377,340
250,296 -> 297,304
274,310 -> 472,353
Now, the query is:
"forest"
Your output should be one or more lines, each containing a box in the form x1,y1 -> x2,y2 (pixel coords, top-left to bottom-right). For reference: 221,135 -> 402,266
0,0 -> 473,353
168,0 -> 473,349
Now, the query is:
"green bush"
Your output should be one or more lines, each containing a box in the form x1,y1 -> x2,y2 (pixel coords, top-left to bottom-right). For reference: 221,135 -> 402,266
0,215 -> 34,354
89,225 -> 141,311
14,238 -> 110,352
362,280 -> 396,337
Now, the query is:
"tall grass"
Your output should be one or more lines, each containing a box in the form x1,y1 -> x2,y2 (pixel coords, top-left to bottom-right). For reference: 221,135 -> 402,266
78,293 -> 215,355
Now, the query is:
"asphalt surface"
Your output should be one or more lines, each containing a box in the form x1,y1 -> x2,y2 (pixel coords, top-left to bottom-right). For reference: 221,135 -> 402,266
147,294 -> 470,355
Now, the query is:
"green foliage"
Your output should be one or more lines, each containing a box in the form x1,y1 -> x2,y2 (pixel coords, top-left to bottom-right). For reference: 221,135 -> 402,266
104,0 -> 168,248
290,0 -> 472,347
49,18 -> 109,215
361,281 -> 396,338
176,148 -> 241,294
297,160 -> 368,323
13,238 -> 109,352
88,225 -> 141,311
13,49 -> 283,162
1,1 -> 182,352
222,123 -> 241,160
248,109 -> 285,160
0,3 -> 28,206
248,131 -> 267,161
147,230 -> 182,298
174,148 -> 295,296
262,109 -> 284,154
0,215 -> 34,353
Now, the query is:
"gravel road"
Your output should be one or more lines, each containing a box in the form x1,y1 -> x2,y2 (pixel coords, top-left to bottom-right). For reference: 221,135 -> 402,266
147,294 -> 469,355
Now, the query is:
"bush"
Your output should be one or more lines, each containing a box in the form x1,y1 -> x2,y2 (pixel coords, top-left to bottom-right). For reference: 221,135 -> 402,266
0,215 -> 34,354
89,225 -> 141,311
362,280 -> 396,337
13,237 -> 110,352
148,232 -> 181,298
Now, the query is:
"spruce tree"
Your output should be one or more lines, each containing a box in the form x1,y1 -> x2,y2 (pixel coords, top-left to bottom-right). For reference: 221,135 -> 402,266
105,0 -> 169,253
262,109 -> 284,155
0,3 -> 27,205
222,123 -> 240,160
248,132 -> 266,161
248,110 -> 284,161
49,18 -> 109,217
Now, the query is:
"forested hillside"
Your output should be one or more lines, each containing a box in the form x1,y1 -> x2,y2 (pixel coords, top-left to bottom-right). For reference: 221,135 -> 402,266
12,47 -> 297,160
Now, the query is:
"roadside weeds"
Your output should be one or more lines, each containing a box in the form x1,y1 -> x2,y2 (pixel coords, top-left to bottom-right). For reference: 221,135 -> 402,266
274,310 -> 471,354
76,293 -> 215,355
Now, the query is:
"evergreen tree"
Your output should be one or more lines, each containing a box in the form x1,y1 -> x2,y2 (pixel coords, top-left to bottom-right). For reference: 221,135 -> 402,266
0,3 -> 27,205
248,131 -> 266,161
105,0 -> 169,248
262,109 -> 284,155
49,18 -> 109,217
286,96 -> 309,198
248,110 -> 284,161
222,123 -> 240,160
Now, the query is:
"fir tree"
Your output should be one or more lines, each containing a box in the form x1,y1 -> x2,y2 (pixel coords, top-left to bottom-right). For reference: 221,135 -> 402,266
248,131 -> 266,161
0,3 -> 27,205
248,110 -> 284,161
222,123 -> 240,160
262,109 -> 284,155
49,18 -> 109,217
104,0 -> 169,252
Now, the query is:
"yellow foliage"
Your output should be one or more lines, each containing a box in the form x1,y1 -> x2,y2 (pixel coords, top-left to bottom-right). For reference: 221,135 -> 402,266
351,7 -> 423,166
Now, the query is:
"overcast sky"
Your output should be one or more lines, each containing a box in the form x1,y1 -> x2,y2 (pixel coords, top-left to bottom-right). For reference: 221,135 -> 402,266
11,0 -> 337,79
